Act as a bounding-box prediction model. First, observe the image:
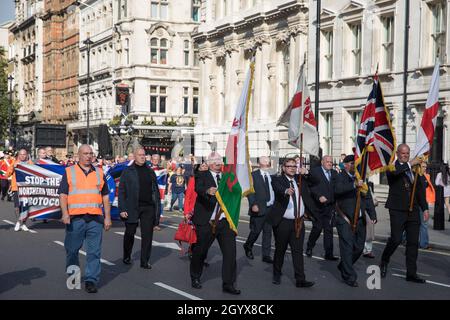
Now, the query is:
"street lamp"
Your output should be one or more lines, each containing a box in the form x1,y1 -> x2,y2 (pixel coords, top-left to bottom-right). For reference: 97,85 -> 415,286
83,36 -> 93,145
7,75 -> 14,148
66,1 -> 96,145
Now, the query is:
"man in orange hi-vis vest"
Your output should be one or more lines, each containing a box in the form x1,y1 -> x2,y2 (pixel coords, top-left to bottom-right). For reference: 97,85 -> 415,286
58,144 -> 112,293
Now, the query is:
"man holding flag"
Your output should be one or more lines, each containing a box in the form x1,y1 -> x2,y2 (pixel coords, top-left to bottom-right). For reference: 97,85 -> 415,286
190,57 -> 256,295
379,60 -> 440,283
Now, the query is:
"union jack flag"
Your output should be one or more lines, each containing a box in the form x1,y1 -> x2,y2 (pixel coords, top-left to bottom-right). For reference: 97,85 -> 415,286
354,74 -> 396,184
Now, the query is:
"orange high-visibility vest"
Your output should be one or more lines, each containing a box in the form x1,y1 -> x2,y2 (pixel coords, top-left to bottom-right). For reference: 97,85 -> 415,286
66,165 -> 104,215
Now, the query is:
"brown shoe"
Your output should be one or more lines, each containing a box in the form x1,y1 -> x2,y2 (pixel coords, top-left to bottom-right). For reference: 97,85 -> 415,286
363,252 -> 375,259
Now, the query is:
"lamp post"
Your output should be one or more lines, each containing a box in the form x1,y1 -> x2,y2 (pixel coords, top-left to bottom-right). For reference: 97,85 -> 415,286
7,75 -> 14,148
67,1 -> 96,145
83,36 -> 93,145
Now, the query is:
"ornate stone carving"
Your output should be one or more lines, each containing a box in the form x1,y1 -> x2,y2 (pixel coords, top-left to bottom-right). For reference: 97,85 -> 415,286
275,31 -> 290,45
209,75 -> 217,90
407,105 -> 418,130
198,51 -> 212,61
224,43 -> 239,54
215,47 -> 226,58
267,63 -> 276,80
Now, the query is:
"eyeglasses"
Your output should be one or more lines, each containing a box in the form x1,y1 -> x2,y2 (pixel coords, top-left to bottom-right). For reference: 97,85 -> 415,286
285,165 -> 297,168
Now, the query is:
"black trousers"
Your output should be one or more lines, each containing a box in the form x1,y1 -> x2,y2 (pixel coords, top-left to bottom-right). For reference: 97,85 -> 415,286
1,179 -> 10,199
123,206 -> 156,264
381,208 -> 420,277
190,219 -> 237,286
273,218 -> 306,282
307,206 -> 335,256
335,216 -> 366,282
244,213 -> 272,258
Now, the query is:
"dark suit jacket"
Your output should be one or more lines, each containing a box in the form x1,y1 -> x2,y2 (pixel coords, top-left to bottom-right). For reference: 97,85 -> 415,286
266,174 -> 315,227
247,169 -> 273,217
192,170 -> 219,226
334,171 -> 377,223
118,164 -> 160,223
308,166 -> 337,215
385,160 -> 428,212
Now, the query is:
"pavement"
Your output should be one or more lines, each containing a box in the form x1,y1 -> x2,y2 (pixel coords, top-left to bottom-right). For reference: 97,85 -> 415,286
1,199 -> 450,300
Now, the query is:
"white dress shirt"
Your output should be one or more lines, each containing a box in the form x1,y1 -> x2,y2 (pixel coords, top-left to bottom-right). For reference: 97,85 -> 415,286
283,176 -> 304,219
260,169 -> 275,207
209,170 -> 225,221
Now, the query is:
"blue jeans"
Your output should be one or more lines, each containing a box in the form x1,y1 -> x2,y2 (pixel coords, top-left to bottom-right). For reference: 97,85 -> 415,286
170,192 -> 184,211
65,217 -> 103,285
419,209 -> 429,248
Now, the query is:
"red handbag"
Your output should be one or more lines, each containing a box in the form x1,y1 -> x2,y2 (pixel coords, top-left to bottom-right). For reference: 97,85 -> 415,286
174,221 -> 197,245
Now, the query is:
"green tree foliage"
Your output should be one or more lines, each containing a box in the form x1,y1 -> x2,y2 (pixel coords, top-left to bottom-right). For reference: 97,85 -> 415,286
0,48 -> 18,143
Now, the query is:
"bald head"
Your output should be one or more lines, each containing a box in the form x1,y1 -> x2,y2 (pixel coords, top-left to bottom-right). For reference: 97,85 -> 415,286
397,143 -> 410,164
78,145 -> 94,167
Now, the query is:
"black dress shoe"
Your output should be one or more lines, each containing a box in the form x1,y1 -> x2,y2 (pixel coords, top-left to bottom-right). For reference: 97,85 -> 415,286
344,280 -> 359,287
140,263 -> 152,269
191,278 -> 202,289
380,262 -> 388,278
406,275 -> 426,283
262,256 -> 273,264
272,275 -> 281,285
223,285 -> 241,295
123,257 -> 131,265
243,245 -> 254,260
306,248 -> 312,257
85,281 -> 98,293
324,255 -> 339,261
296,280 -> 315,288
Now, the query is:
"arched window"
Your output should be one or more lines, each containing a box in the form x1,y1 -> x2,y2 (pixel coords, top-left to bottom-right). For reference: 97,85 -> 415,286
150,37 -> 168,65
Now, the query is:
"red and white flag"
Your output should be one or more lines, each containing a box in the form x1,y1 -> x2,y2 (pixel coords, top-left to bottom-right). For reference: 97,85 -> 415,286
412,61 -> 440,158
277,63 -> 319,157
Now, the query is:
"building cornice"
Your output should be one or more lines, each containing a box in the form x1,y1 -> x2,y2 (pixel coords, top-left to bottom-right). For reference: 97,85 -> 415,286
193,0 -> 305,42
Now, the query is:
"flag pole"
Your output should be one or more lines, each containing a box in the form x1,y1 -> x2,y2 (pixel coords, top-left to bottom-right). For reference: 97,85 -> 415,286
352,64 -> 379,232
296,58 -> 307,239
352,148 -> 368,232
296,132 -> 303,239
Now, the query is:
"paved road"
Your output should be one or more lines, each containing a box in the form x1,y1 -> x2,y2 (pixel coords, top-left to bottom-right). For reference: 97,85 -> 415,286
1,200 -> 449,300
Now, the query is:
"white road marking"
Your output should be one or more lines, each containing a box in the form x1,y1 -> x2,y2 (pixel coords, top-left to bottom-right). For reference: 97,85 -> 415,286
154,282 -> 202,300
53,240 -> 115,266
3,219 -> 37,233
114,231 -> 181,250
392,273 -> 450,288
391,268 -> 430,277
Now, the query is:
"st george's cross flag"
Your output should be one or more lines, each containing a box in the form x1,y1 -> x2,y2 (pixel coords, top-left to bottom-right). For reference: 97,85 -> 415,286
277,63 -> 319,157
215,58 -> 256,234
412,60 -> 440,159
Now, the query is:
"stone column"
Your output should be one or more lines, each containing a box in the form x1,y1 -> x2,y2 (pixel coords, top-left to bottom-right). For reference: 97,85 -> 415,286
260,40 -> 271,121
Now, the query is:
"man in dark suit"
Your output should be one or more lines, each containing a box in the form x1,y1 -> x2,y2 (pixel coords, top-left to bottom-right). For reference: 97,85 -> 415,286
118,147 -> 160,269
306,155 -> 338,260
266,158 -> 315,288
190,152 -> 240,295
243,156 -> 274,263
334,155 -> 377,287
380,144 -> 429,283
